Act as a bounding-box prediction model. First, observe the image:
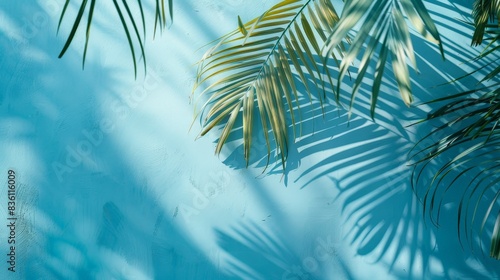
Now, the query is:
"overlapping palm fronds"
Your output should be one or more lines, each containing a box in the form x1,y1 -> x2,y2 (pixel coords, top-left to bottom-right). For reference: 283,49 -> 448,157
193,0 -> 345,169
193,0 -> 444,169
411,8 -> 500,258
410,88 -> 500,259
57,0 -> 173,77
323,0 -> 443,118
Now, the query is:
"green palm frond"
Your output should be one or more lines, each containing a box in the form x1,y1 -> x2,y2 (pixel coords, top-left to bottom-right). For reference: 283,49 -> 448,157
472,0 -> 500,46
193,0 -> 345,169
409,1 -> 500,259
153,0 -> 174,36
323,0 -> 443,118
57,0 -> 173,77
469,22 -> 500,84
410,88 -> 500,259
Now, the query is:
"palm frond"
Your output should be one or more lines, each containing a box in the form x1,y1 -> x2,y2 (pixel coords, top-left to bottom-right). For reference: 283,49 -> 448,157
58,0 -> 173,77
154,0 -> 174,36
470,22 -> 500,84
471,0 -> 500,46
323,0 -> 444,118
193,0 -> 345,170
410,87 -> 500,259
411,5 -> 500,258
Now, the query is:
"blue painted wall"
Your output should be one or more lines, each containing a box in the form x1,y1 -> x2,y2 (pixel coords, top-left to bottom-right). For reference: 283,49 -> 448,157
1,0 -> 499,279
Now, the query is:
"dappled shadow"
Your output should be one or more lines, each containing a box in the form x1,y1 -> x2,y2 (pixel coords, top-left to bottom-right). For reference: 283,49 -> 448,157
0,1 -> 250,279
301,3 -> 500,279
217,0 -> 500,278
3,0 -> 500,279
215,222 -> 296,279
218,0 -> 491,175
206,140 -> 359,279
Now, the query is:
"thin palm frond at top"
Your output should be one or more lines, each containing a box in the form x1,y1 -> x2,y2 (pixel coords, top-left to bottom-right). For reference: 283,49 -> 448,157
193,0 -> 346,170
323,0 -> 444,118
57,0 -> 173,77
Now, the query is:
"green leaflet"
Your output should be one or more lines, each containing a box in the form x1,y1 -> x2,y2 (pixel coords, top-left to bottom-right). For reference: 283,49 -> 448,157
411,87 -> 500,259
324,0 -> 443,117
193,0 -> 344,169
58,0 -> 174,77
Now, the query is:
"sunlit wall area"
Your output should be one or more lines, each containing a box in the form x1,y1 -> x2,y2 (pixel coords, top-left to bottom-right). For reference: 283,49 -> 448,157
1,0 -> 500,279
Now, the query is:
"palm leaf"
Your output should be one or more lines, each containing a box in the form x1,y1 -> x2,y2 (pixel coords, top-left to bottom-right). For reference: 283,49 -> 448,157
323,0 -> 444,118
410,5 -> 500,258
471,0 -> 500,46
469,22 -> 500,85
58,0 -> 174,76
410,87 -> 500,259
193,0 -> 345,169
154,0 -> 174,36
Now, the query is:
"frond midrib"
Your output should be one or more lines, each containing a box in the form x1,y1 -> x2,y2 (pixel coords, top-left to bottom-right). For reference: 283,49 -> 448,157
238,0 -> 313,103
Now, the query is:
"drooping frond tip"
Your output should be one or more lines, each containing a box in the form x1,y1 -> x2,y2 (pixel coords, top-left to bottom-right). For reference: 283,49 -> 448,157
58,0 -> 174,78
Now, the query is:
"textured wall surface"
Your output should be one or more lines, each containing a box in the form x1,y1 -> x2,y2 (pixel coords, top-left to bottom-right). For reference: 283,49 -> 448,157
1,0 -> 500,279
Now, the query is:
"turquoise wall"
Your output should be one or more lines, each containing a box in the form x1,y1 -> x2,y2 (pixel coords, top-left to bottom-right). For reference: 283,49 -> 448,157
1,0 -> 499,279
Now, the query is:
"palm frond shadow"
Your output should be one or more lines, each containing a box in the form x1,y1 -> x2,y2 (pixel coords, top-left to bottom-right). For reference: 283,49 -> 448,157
215,222 -> 296,280
410,88 -> 500,259
214,221 -> 355,280
290,108 -> 431,268
211,0 -> 488,178
283,106 -> 500,277
275,14 -> 500,276
0,2 -> 241,279
408,2 -> 500,259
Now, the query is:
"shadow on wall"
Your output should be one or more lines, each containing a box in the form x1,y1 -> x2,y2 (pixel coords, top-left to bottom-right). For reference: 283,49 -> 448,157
215,221 -> 356,280
0,1 -> 240,279
215,0 -> 500,279
2,0 -> 500,280
0,1 -> 355,279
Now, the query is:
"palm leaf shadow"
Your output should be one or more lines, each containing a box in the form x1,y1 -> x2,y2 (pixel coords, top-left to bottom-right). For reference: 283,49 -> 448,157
281,10 -> 500,275
214,221 -> 355,280
294,109 -> 429,261
286,107 -> 499,278
410,87 -> 500,260
0,2 -> 243,279
215,222 -> 295,280
409,1 -> 500,260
